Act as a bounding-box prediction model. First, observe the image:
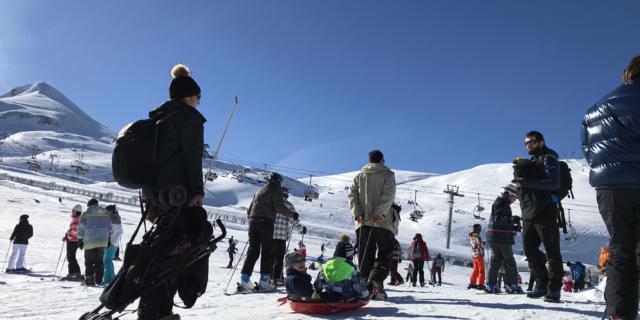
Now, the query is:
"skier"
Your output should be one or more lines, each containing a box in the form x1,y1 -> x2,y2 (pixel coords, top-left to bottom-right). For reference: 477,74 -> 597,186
430,253 -> 445,286
62,204 -> 83,280
405,262 -> 414,283
321,243 -> 325,255
468,224 -> 486,290
387,238 -> 404,286
567,261 -> 586,292
226,236 -> 237,268
102,205 -> 123,285
484,184 -> 524,294
513,130 -> 564,302
77,198 -> 111,286
272,191 -> 296,285
238,172 -> 299,293
408,233 -> 429,287
582,54 -> 640,320
348,149 -> 396,299
7,214 -> 33,273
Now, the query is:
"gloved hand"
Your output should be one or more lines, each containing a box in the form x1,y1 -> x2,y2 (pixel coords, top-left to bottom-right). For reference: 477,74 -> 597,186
292,212 -> 299,221
62,235 -> 66,242
78,239 -> 84,250
311,291 -> 321,301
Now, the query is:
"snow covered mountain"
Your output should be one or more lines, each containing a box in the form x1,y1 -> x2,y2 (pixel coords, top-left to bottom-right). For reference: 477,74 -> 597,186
0,82 -> 115,142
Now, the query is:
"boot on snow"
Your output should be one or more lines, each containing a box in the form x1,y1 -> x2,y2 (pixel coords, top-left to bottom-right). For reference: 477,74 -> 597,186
505,284 -> 524,294
543,290 -> 561,303
484,284 -> 501,294
526,287 -> 548,298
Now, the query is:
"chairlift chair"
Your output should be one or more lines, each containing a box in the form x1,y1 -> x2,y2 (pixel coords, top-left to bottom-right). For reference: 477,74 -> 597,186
472,193 -> 485,220
204,169 -> 218,181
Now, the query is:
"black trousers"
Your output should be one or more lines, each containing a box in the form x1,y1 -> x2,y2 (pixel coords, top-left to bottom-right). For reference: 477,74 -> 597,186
356,225 -> 394,288
228,250 -> 235,267
431,267 -> 442,284
66,241 -> 81,275
597,189 -> 640,318
272,239 -> 287,281
412,260 -> 425,284
241,219 -> 274,277
84,247 -> 104,283
138,279 -> 177,320
522,211 -> 563,292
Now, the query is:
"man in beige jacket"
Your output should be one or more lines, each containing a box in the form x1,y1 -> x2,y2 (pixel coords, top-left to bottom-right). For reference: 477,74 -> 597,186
348,149 -> 396,299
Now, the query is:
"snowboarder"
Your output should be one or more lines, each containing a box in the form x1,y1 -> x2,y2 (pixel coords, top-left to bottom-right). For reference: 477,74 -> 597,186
77,198 -> 111,286
7,214 -> 33,273
408,233 -> 429,287
581,54 -> 640,320
227,237 -> 237,268
430,253 -> 445,286
102,205 -> 123,285
238,172 -> 299,293
485,184 -> 523,294
513,130 -> 564,302
468,224 -> 486,290
387,238 -> 404,286
348,149 -> 396,299
62,204 -> 83,280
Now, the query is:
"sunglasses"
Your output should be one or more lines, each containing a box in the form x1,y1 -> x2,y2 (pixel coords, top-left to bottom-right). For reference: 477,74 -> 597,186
524,139 -> 538,146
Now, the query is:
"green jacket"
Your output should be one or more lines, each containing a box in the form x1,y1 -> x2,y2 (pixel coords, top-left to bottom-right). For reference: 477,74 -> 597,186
348,163 -> 396,233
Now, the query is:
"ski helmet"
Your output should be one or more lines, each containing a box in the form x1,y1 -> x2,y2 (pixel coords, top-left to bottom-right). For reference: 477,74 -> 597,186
473,223 -> 482,233
268,172 -> 283,185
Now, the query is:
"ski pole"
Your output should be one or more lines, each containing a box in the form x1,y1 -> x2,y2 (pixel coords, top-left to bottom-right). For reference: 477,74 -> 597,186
54,241 -> 65,276
2,241 -> 12,271
224,239 -> 249,292
285,220 -> 296,253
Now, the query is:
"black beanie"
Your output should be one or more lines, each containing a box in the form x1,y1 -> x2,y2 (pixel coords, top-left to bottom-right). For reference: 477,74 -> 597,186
169,64 -> 201,100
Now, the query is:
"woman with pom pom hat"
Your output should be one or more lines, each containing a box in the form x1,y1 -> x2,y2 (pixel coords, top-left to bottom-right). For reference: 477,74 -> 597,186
138,63 -> 208,320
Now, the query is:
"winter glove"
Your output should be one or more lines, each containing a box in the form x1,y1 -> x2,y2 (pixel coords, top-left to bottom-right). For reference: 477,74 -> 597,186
311,291 -> 321,301
78,239 -> 84,250
292,212 -> 299,221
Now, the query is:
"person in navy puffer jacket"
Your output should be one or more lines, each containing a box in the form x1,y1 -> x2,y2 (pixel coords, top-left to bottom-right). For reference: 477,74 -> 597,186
581,54 -> 640,320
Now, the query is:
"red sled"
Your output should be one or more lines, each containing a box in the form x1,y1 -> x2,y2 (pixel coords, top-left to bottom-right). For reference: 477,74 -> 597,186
277,296 -> 369,314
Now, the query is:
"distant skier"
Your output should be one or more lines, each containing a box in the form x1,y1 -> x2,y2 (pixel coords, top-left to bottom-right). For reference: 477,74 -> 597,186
430,253 -> 445,286
485,185 -> 523,294
62,204 -> 83,280
7,214 -> 33,273
468,224 -> 485,290
405,262 -> 414,283
408,233 -> 429,287
227,236 -> 237,268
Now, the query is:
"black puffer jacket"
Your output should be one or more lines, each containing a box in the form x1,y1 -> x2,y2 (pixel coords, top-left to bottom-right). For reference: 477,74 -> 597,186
581,81 -> 640,189
149,100 -> 206,199
10,220 -> 33,245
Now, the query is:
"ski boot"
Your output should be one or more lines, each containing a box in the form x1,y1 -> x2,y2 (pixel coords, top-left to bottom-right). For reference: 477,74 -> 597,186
467,284 -> 477,289
526,287 -> 548,298
543,290 -> 561,303
420,282 -> 425,287
254,280 -> 276,292
484,284 -> 501,294
411,282 -> 417,287
505,284 -> 524,294
236,281 -> 254,294
370,287 -> 388,301
476,285 -> 486,291
5,268 -> 14,273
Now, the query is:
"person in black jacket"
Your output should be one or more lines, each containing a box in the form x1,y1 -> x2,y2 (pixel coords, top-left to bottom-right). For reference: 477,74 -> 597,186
581,55 -> 640,320
513,131 -> 563,302
137,64 -> 208,320
485,184 -> 523,294
284,252 -> 314,300
7,214 -> 33,273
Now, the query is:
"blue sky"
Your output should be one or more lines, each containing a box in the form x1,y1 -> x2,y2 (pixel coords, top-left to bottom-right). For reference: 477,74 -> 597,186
1,1 -> 639,177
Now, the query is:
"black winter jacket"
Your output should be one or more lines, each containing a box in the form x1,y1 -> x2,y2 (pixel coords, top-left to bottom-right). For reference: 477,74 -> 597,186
148,100 -> 206,199
487,196 -> 515,245
518,147 -> 561,220
285,267 -> 314,298
581,81 -> 640,189
10,221 -> 33,245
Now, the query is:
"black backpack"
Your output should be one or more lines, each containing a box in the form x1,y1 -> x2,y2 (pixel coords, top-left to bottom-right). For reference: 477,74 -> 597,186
556,160 -> 574,200
112,110 -> 181,189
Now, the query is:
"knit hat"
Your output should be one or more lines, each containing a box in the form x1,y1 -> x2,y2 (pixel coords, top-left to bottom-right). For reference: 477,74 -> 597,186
333,240 -> 354,261
19,214 -> 29,221
501,184 -> 519,197
285,252 -> 306,268
72,204 -> 82,213
169,64 -> 201,100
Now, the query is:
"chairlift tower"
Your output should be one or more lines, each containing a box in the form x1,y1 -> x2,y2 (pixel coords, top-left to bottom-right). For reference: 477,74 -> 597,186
444,185 -> 464,249
49,153 -> 58,170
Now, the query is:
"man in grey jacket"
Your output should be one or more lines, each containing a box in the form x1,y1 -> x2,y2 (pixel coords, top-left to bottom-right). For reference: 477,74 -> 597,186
348,149 -> 396,299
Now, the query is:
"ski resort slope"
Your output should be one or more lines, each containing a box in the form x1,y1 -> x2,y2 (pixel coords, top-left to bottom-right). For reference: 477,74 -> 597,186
0,181 -> 608,320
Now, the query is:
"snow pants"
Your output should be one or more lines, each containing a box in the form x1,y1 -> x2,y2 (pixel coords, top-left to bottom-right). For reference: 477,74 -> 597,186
8,244 -> 27,269
241,218 -> 274,278
411,260 -> 425,285
487,243 -> 518,287
272,239 -> 287,282
597,189 -> 640,319
388,258 -> 404,284
66,241 -> 81,275
102,246 -> 118,284
470,256 -> 485,286
522,212 -> 563,292
431,267 -> 442,285
84,247 -> 104,284
356,225 -> 394,289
